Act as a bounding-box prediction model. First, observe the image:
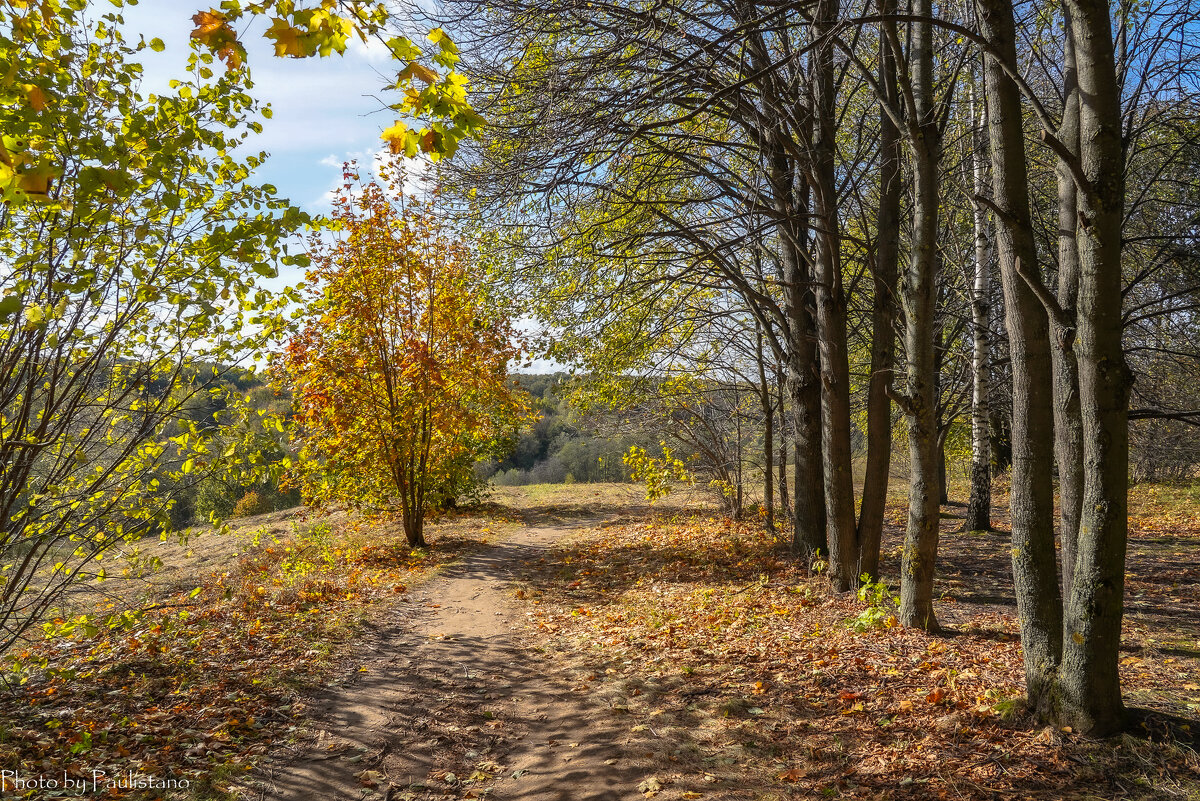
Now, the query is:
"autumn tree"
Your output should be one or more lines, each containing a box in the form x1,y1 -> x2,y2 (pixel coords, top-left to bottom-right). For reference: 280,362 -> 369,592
281,162 -> 525,548
0,4 -> 305,652
2,1 -> 482,204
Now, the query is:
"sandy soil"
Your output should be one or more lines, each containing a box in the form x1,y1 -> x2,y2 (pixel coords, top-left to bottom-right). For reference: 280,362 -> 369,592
243,520 -> 649,800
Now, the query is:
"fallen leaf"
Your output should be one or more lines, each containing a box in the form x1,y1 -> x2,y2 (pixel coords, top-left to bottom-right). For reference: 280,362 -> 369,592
355,769 -> 385,787
638,776 -> 661,795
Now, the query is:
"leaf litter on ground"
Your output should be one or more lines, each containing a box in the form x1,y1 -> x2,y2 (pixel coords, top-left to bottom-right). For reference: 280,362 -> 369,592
0,510 -> 507,799
514,510 -> 1200,800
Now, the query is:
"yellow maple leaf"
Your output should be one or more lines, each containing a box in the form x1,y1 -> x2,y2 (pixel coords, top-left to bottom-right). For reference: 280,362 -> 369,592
266,18 -> 306,58
400,61 -> 439,85
381,120 -> 408,155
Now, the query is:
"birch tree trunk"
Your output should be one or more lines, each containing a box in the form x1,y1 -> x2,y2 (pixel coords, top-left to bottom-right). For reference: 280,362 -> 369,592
965,84 -> 994,534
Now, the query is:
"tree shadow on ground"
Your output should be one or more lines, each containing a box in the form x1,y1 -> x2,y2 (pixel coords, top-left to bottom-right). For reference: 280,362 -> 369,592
510,504 -> 1200,800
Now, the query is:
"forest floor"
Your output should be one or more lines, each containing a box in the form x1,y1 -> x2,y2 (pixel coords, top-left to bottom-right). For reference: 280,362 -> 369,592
0,481 -> 1198,800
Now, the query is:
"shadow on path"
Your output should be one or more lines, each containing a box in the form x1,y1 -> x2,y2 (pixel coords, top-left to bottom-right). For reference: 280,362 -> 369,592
246,522 -> 645,801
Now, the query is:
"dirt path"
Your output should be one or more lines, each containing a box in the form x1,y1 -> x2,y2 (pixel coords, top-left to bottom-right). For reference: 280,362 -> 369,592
247,521 -> 644,801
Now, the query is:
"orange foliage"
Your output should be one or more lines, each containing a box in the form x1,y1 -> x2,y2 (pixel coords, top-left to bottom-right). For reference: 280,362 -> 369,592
278,160 -> 527,546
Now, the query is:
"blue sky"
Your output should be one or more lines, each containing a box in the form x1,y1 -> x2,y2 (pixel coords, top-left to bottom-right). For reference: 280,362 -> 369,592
115,5 -> 557,372
118,4 -> 408,216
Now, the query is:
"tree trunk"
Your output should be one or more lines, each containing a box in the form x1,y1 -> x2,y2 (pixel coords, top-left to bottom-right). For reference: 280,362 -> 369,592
1057,0 -> 1131,736
403,514 -> 427,548
937,423 -> 950,506
856,0 -> 900,582
896,0 -> 941,632
933,310 -> 949,507
978,0 -> 1063,705
810,0 -> 857,591
1053,13 -> 1084,601
777,361 -> 791,520
773,160 -> 826,559
757,324 -> 775,532
965,86 -> 994,533
789,289 -> 827,558
731,392 -> 744,519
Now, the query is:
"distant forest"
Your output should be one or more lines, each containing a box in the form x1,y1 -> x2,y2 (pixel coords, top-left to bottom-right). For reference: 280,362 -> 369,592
479,373 -> 640,486
173,371 -> 644,524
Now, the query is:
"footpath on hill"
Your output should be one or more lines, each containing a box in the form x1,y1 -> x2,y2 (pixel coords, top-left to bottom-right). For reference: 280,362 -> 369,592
246,519 -> 645,801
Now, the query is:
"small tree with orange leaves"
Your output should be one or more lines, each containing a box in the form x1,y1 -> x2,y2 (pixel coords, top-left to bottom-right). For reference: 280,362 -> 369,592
279,162 -> 525,547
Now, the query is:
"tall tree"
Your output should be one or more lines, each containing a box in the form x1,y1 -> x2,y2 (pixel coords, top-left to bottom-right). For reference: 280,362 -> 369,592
977,0 -> 1064,709
1057,0 -> 1131,736
891,0 -> 945,631
855,0 -> 902,581
964,83 -> 995,534
1052,5 -> 1084,599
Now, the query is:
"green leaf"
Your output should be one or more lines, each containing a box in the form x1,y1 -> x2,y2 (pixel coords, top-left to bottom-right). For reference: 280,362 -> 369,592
0,295 -> 21,320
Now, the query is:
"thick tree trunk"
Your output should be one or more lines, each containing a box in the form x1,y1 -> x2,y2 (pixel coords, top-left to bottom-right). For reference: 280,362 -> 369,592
775,182 -> 826,557
1057,0 -> 1130,736
1053,16 -> 1084,601
769,149 -> 826,557
978,0 -> 1063,706
896,0 -> 940,632
856,3 -> 900,581
403,514 -> 427,548
810,0 -> 857,591
965,88 -> 994,533
789,293 -> 827,558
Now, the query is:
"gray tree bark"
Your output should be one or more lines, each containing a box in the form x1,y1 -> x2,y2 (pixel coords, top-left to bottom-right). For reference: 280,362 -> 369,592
895,0 -> 941,631
977,0 -> 1064,707
810,0 -> 858,591
1052,10 -> 1084,601
777,361 -> 791,520
1057,0 -> 1131,736
856,0 -> 901,582
775,168 -> 827,558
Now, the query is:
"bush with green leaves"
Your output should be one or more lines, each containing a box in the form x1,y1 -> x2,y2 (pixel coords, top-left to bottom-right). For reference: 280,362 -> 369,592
0,6 -> 304,653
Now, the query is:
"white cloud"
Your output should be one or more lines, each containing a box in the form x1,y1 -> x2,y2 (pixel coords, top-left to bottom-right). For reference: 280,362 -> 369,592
314,146 -> 433,209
